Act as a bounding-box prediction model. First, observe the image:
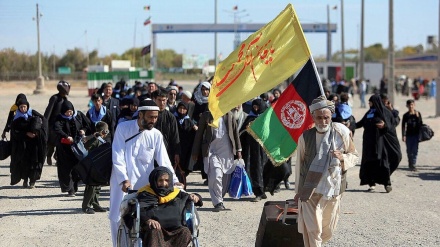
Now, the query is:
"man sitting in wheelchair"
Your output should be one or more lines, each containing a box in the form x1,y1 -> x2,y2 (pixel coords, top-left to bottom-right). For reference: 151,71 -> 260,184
137,167 -> 202,247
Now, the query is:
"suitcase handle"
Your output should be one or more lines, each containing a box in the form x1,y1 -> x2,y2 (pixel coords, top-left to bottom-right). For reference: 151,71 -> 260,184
280,200 -> 298,225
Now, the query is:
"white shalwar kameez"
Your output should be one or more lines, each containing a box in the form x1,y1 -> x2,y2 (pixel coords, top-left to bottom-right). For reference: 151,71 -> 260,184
203,117 -> 235,206
108,120 -> 178,246
295,123 -> 358,247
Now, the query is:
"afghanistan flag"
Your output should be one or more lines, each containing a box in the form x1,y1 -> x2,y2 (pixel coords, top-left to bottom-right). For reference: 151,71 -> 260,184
247,59 -> 322,165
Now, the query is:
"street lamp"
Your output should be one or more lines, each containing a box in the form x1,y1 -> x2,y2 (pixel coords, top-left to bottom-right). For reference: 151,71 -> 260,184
33,3 -> 45,94
327,5 -> 337,61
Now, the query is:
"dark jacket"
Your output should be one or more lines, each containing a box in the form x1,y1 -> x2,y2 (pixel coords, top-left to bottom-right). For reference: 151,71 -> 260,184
155,110 -> 181,161
137,190 -> 202,231
102,97 -> 120,135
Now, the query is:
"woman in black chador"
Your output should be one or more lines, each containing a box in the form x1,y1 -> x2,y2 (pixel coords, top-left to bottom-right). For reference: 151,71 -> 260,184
10,96 -> 48,188
54,100 -> 91,196
356,95 -> 401,193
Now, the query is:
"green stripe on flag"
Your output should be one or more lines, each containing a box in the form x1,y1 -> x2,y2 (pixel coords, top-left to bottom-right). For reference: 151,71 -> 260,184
247,107 -> 297,166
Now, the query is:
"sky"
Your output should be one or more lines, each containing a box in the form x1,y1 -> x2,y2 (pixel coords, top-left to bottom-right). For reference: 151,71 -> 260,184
0,0 -> 438,61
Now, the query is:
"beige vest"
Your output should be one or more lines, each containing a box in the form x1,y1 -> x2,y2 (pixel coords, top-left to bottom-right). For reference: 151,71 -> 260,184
298,128 -> 347,195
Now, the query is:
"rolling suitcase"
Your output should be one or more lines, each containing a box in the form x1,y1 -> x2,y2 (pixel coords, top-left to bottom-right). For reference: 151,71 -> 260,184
255,200 -> 304,247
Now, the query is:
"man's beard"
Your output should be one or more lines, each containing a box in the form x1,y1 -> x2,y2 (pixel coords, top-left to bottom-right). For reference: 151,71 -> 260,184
316,124 -> 330,133
141,119 -> 154,130
231,108 -> 242,121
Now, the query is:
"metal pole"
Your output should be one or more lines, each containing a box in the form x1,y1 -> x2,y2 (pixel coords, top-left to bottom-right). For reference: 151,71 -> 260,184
340,0 -> 345,81
37,4 -> 42,78
437,0 -> 440,116
359,0 -> 365,81
34,3 -> 45,94
327,5 -> 331,62
388,0 -> 395,105
85,30 -> 89,68
214,0 -> 218,67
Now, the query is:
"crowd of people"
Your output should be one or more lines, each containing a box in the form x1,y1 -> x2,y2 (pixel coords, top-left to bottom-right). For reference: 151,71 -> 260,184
2,76 -> 428,247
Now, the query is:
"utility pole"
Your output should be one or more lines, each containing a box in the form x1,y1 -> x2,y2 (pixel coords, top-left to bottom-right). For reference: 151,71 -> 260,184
327,5 -> 331,61
359,0 -> 365,81
437,0 -> 440,116
388,0 -> 395,105
52,45 -> 56,79
214,0 -> 218,67
85,30 -> 89,69
34,3 -> 45,94
340,0 -> 345,81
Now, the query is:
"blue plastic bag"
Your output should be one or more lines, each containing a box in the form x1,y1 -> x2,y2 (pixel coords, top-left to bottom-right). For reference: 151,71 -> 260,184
228,161 -> 243,199
241,169 -> 254,196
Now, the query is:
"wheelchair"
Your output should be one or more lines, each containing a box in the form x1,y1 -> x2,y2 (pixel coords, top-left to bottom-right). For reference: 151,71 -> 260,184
117,191 -> 200,247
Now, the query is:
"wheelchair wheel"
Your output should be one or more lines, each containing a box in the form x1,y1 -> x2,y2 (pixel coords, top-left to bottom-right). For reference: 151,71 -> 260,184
117,223 -> 130,247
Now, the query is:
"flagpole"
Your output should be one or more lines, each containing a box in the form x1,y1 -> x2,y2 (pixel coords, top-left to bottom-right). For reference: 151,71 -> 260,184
310,56 -> 325,96
132,19 -> 137,67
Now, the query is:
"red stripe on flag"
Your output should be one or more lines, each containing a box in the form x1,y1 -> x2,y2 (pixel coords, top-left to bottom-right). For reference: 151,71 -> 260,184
271,84 -> 315,142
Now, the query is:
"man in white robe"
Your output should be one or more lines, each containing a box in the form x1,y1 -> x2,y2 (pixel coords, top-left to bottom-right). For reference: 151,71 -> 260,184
191,111 -> 241,211
109,99 -> 179,246
294,95 -> 358,247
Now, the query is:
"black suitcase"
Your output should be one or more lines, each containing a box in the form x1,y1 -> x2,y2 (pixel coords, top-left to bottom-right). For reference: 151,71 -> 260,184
73,142 -> 112,186
255,200 -> 304,247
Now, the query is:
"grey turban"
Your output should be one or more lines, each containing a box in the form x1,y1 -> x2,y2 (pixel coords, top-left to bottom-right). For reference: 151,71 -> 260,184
309,95 -> 335,113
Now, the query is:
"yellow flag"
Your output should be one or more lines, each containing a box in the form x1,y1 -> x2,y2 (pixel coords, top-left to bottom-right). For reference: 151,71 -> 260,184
208,4 -> 311,126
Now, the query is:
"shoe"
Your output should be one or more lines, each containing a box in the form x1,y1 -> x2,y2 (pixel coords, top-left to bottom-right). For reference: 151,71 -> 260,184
385,185 -> 392,193
367,186 -> 375,192
83,208 -> 95,214
261,193 -> 267,199
93,206 -> 108,212
284,181 -> 291,190
28,183 -> 35,189
47,157 -> 52,166
213,202 -> 226,212
22,179 -> 28,188
67,190 -> 76,197
251,196 -> 263,202
410,167 -> 418,172
273,187 -> 281,194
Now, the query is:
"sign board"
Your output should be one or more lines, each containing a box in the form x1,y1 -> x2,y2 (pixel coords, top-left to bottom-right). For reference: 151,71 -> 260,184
57,67 -> 71,75
182,54 -> 209,69
111,60 -> 131,71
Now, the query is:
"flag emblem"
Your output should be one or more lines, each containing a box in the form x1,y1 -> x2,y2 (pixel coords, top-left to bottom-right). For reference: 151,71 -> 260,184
281,100 -> 307,129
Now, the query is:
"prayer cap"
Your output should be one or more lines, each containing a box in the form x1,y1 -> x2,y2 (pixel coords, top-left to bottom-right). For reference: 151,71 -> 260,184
309,95 -> 335,113
182,90 -> 192,99
138,99 -> 159,111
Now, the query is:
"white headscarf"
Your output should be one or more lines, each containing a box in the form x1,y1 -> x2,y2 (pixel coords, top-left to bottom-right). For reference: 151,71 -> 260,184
194,81 -> 211,104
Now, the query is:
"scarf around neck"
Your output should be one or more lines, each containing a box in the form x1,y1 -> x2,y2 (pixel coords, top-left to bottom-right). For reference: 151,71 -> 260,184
60,110 -> 78,120
88,105 -> 107,123
13,108 -> 33,121
137,185 -> 180,204
299,125 -> 341,201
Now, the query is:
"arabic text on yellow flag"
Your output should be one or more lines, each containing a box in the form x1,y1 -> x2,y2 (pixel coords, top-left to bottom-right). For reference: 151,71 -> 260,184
208,3 -> 311,126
